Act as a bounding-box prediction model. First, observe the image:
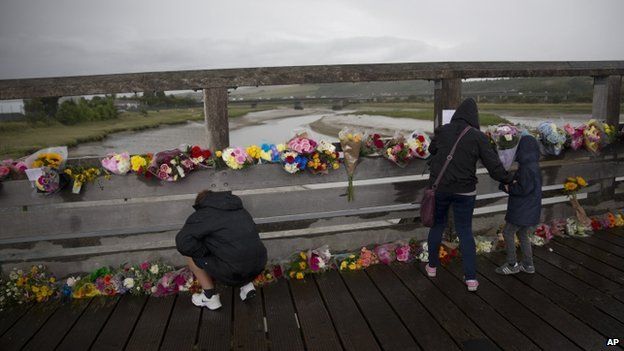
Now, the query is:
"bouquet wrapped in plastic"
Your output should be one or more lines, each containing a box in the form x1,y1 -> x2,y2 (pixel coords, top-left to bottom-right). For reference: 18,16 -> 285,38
408,130 -> 431,159
149,149 -> 195,181
384,134 -> 413,168
307,140 -> 340,175
486,124 -> 521,170
537,122 -> 566,156
360,132 -> 386,156
563,123 -> 585,150
339,127 -> 363,201
221,147 -> 254,170
583,120 -> 607,154
101,152 -> 131,175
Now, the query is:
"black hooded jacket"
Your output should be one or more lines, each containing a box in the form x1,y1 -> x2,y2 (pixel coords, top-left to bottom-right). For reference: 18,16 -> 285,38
501,135 -> 543,227
175,192 -> 267,286
428,98 -> 513,193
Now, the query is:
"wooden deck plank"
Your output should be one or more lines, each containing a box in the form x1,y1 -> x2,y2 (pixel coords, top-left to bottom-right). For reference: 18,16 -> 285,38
289,278 -> 343,351
23,298 -> 92,351
125,295 -> 176,351
390,263 -> 496,350
533,246 -> 623,294
91,294 -> 148,351
0,301 -> 59,351
420,263 -> 539,351
263,279 -> 305,351
578,235 -> 624,258
56,296 -> 120,351
366,264 -> 460,351
502,254 -> 624,339
592,230 -> 624,248
445,260 -> 581,351
340,269 -> 419,350
546,240 -> 624,285
315,270 -> 380,351
159,293 -> 201,351
232,285 -> 267,351
0,304 -> 32,336
479,256 -> 603,351
196,286 -> 233,351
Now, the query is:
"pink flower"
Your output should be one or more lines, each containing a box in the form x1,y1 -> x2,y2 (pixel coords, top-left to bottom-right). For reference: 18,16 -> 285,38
235,155 -> 246,164
14,161 -> 28,172
159,164 -> 171,174
140,262 -> 150,270
396,245 -> 411,262
0,165 -> 10,178
157,171 -> 169,180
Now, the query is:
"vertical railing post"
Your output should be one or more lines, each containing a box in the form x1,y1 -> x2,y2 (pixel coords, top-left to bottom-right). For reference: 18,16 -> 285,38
592,75 -> 622,126
203,87 -> 230,151
433,78 -> 462,129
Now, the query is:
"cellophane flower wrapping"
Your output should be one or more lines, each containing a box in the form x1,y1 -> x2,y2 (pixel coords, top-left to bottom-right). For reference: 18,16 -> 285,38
384,133 -> 412,168
395,242 -> 411,262
474,236 -> 494,254
338,253 -> 361,271
361,132 -> 386,156
308,245 -> 332,273
0,159 -> 28,181
308,140 -> 340,175
374,243 -> 397,265
357,247 -> 379,268
534,223 -> 553,242
563,123 -> 586,150
185,145 -> 214,168
281,151 -> 307,174
130,153 -> 154,179
338,127 -> 363,201
101,152 -> 131,175
583,120 -> 606,154
408,130 -> 431,159
221,147 -> 253,170
537,122 -> 566,156
149,149 -> 195,181
287,251 -> 309,280
287,132 -> 317,155
25,146 -> 68,170
259,143 -> 283,163
550,218 -> 567,237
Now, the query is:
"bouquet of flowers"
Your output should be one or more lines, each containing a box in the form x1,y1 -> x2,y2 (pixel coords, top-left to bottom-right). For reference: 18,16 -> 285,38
307,245 -> 332,273
221,147 -> 254,170
25,146 -> 67,170
63,166 -> 102,194
563,123 -> 586,150
474,236 -> 494,254
375,243 -> 397,265
357,247 -> 379,268
583,120 -> 606,154
616,213 -> 624,227
308,140 -> 340,175
550,218 -> 567,237
529,233 -> 546,247
384,134 -> 413,168
537,122 -> 566,156
408,130 -> 431,159
281,151 -> 307,174
152,267 -> 199,297
24,147 -> 68,189
415,241 -> 429,262
287,132 -> 317,155
287,251 -> 309,280
120,261 -> 174,296
395,242 -> 411,262
259,143 -> 283,163
130,154 -> 154,179
0,265 -> 57,310
149,149 -> 195,181
339,127 -> 363,201
565,217 -> 590,237
253,265 -> 283,287
245,145 -> 262,164
563,176 -> 591,227
339,253 -> 361,271
534,223 -> 553,242
101,152 -> 131,175
487,124 -> 521,170
35,167 -> 69,194
0,159 -> 28,181
438,244 -> 458,266
186,145 -> 214,168
361,132 -> 386,156
603,123 -> 618,145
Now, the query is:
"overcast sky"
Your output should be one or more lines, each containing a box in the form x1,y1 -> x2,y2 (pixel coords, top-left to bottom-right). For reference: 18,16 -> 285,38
0,0 -> 622,79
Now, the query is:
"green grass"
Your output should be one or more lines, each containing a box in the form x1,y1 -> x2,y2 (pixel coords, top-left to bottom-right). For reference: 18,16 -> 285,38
351,109 -> 509,126
0,106 -> 271,158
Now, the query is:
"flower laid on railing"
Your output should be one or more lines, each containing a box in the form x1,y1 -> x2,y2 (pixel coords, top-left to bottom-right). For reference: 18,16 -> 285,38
339,127 -> 363,202
487,124 -> 521,170
281,151 -> 307,174
130,154 -> 153,179
537,122 -> 567,156
287,132 -> 317,155
287,251 -> 309,280
339,254 -> 361,271
64,166 -> 103,194
361,132 -> 386,156
186,145 -> 214,168
408,130 -> 431,159
384,135 -> 413,168
583,120 -> 607,154
259,143 -> 283,163
603,123 -> 618,144
308,140 -> 340,175
0,159 -> 27,181
563,123 -> 585,150
35,167 -> 68,194
245,145 -> 262,163
101,152 -> 131,175
149,149 -> 195,181
221,147 -> 253,170
28,150 -> 66,169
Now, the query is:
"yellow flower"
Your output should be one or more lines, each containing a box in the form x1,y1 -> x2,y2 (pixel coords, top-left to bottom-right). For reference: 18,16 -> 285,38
246,145 -> 262,159
32,286 -> 40,293
216,150 -> 223,158
299,261 -> 307,270
348,263 -> 357,270
296,272 -> 304,280
299,252 -> 307,260
332,163 -> 340,170
277,144 -> 286,152
576,177 -> 587,187
340,261 -> 347,270
289,271 -> 296,279
49,277 -> 56,283
348,254 -> 355,259
564,182 -> 578,191
130,155 -> 147,172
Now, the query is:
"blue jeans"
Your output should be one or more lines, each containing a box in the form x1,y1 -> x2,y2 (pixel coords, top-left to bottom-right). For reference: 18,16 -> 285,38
427,191 -> 477,280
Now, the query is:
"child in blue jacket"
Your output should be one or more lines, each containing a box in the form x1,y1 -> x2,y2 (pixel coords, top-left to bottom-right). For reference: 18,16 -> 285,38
496,135 -> 542,274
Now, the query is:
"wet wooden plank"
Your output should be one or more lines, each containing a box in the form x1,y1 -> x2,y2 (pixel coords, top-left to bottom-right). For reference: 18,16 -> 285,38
91,294 -> 148,351
160,293 -> 201,351
289,278 -> 342,351
390,263 -> 493,349
546,240 -> 624,285
125,295 -> 176,351
23,298 -> 92,351
366,265 -> 459,351
577,235 -> 624,258
263,279 -> 305,351
196,287 -> 233,351
0,304 -> 32,336
420,263 -> 539,351
56,296 -> 120,351
232,285 -> 267,351
340,269 -> 418,350
315,270 -> 380,351
479,255 -> 603,350
533,246 -> 623,294
0,301 -> 59,351
445,260 -> 581,351
592,230 -> 624,248
554,237 -> 624,273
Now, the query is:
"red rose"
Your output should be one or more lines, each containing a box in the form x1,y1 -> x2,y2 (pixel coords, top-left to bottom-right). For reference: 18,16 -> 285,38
285,156 -> 295,163
190,146 -> 202,159
273,265 -> 283,278
417,135 -> 425,142
202,150 -> 211,159
373,134 -> 380,139
104,275 -> 112,285
374,139 -> 384,149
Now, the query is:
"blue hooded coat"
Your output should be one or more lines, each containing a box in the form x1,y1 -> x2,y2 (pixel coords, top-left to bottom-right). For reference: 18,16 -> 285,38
501,135 -> 543,226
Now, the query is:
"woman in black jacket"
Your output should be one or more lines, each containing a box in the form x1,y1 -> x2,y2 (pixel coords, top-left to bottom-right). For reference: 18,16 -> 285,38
425,98 -> 513,292
176,190 -> 267,310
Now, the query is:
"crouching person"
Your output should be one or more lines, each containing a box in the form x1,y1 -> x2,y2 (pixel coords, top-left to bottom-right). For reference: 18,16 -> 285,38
176,190 -> 267,310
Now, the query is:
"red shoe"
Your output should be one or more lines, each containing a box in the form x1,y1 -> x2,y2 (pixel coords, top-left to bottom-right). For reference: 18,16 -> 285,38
425,264 -> 437,278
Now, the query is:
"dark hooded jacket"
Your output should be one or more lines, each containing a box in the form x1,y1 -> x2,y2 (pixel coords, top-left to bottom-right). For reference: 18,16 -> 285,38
501,135 -> 543,227
428,98 -> 513,193
175,192 -> 267,286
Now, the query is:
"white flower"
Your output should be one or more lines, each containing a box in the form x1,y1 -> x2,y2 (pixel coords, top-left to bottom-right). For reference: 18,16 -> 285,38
123,278 -> 135,289
150,264 -> 159,274
151,286 -> 157,294
66,277 -> 78,287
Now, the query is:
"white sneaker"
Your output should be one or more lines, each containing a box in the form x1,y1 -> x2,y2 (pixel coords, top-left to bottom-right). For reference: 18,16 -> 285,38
192,292 -> 222,310
239,282 -> 257,301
